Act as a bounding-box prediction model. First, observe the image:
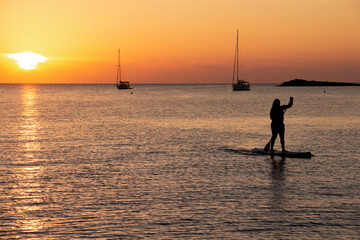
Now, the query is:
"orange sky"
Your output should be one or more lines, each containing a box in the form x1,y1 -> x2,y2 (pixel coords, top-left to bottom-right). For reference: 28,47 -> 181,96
1,0 -> 359,84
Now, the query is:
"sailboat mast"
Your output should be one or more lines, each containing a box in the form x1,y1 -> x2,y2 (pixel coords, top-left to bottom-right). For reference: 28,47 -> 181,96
236,29 -> 239,81
117,49 -> 119,84
118,49 -> 122,84
233,30 -> 237,84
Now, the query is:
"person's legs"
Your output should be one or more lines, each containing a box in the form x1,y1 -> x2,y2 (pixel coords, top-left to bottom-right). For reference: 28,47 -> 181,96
279,124 -> 286,152
270,123 -> 279,152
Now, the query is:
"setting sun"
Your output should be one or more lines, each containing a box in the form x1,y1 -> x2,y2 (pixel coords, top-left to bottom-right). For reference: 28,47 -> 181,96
6,52 -> 49,70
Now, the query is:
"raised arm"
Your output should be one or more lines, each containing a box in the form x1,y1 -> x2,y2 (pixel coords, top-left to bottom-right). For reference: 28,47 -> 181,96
282,97 -> 293,110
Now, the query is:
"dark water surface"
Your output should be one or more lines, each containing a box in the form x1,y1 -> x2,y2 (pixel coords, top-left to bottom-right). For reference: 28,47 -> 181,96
0,84 -> 359,239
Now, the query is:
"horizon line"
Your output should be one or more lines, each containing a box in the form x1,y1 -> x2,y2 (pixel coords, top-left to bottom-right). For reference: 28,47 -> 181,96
0,82 -> 282,85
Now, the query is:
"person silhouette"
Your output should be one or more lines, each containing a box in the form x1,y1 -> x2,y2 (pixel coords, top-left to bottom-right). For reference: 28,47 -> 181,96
268,97 -> 293,153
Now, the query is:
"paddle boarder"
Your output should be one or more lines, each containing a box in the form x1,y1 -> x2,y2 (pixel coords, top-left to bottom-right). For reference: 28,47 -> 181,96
268,97 -> 293,153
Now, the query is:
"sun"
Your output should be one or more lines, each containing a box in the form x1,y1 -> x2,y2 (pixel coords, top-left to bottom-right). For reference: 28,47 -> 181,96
6,52 -> 49,70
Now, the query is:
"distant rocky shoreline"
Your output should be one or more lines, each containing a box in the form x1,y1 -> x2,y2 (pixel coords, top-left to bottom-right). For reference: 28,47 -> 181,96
279,79 -> 360,86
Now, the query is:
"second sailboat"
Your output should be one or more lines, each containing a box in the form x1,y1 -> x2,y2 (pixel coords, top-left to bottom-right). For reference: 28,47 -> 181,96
116,49 -> 132,90
232,30 -> 250,91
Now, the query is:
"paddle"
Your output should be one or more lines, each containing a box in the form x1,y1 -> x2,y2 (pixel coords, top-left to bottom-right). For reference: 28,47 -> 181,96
264,141 -> 271,152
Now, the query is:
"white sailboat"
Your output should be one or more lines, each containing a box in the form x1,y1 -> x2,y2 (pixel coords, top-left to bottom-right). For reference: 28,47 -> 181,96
232,30 -> 250,91
116,49 -> 132,90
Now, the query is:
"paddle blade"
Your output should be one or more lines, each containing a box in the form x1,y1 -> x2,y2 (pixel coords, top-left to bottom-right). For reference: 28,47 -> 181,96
264,142 -> 270,152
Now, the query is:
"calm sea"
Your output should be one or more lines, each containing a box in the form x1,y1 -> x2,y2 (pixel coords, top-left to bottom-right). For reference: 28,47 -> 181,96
0,84 -> 359,239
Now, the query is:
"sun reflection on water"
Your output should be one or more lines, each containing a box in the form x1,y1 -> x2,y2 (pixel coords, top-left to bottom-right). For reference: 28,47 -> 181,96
21,85 -> 37,136
13,166 -> 46,235
20,85 -> 42,158
8,85 -> 46,235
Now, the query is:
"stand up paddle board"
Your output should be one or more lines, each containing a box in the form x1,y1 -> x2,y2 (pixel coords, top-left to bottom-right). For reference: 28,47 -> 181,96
251,148 -> 313,158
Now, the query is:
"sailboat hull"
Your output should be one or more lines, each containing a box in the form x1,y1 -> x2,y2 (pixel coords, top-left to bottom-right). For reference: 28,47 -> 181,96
232,80 -> 250,91
117,82 -> 132,89
232,84 -> 250,91
117,85 -> 132,89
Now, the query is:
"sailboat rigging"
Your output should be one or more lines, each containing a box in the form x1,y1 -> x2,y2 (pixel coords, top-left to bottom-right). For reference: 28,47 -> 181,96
116,49 -> 132,90
232,30 -> 250,91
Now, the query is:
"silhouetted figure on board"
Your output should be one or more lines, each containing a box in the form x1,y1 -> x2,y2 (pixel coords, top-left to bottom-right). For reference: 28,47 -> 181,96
265,97 -> 293,153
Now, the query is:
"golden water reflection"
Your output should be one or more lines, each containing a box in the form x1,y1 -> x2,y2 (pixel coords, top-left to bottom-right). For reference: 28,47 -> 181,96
9,85 -> 46,235
21,85 -> 41,160
13,166 -> 45,234
21,85 -> 38,140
